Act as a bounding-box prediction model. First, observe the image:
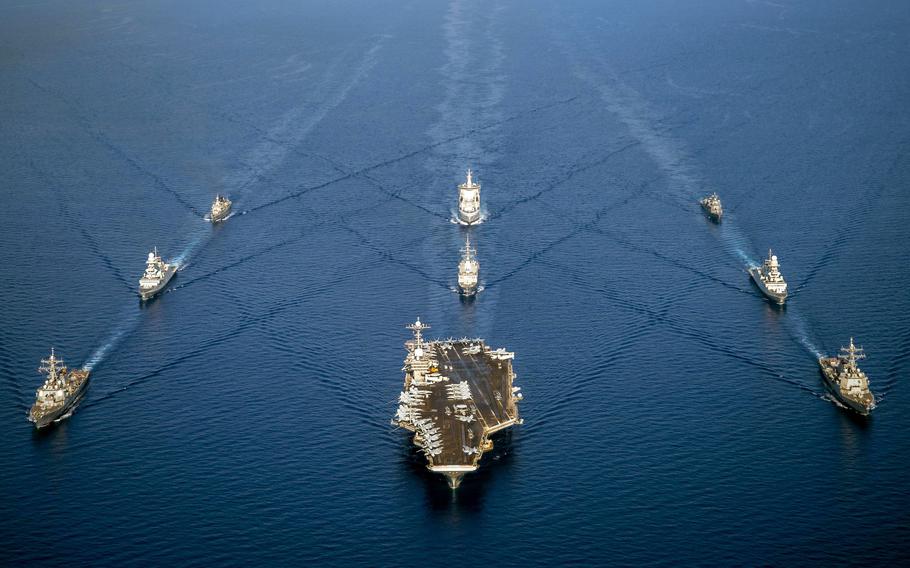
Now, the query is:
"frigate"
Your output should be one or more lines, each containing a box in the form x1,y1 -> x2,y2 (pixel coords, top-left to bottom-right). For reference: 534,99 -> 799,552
700,192 -> 723,221
28,348 -> 90,428
138,248 -> 177,300
457,235 -> 479,297
819,338 -> 876,415
456,169 -> 481,225
210,194 -> 232,223
393,319 -> 522,489
749,249 -> 788,304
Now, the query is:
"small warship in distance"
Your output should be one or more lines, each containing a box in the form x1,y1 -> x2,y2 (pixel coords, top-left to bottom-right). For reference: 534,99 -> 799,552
749,249 -> 788,304
28,348 -> 90,428
138,248 -> 177,300
456,169 -> 481,225
700,192 -> 723,221
210,194 -> 232,223
457,235 -> 479,297
819,338 -> 876,415
393,319 -> 522,489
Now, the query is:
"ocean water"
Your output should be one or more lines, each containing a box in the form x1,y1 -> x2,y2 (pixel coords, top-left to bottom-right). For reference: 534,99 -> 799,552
2,0 -> 909,565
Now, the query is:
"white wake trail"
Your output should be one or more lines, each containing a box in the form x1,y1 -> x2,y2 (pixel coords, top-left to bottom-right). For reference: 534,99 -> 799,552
84,309 -> 140,372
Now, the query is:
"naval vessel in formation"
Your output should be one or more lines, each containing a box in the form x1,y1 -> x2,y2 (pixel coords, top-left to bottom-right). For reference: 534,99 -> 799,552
394,319 -> 522,489
138,248 -> 177,300
749,249 -> 788,304
819,338 -> 876,415
700,192 -> 723,221
457,235 -> 479,297
456,169 -> 482,225
28,348 -> 90,429
210,194 -> 232,223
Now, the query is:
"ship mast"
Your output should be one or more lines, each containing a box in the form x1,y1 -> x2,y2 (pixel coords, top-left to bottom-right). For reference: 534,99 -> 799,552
840,337 -> 865,368
406,318 -> 431,359
407,318 -> 430,347
38,347 -> 64,384
461,234 -> 476,261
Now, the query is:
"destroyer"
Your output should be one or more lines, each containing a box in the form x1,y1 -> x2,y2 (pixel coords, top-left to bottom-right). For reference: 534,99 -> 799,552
456,169 -> 482,225
28,348 -> 90,428
749,249 -> 788,304
393,319 -> 522,489
210,194 -> 232,223
700,192 -> 723,221
819,338 -> 876,415
457,235 -> 479,297
138,248 -> 177,300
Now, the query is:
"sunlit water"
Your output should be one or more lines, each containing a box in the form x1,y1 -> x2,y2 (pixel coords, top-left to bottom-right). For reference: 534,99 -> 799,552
1,0 -> 909,565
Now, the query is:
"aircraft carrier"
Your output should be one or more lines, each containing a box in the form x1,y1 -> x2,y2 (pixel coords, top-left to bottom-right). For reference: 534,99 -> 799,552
393,319 -> 522,489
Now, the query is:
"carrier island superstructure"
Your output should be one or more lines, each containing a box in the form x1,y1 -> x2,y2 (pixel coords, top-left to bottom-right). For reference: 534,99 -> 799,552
393,319 -> 522,489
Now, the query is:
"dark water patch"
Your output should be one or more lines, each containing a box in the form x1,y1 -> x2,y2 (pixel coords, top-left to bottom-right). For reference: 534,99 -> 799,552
25,77 -> 203,218
26,158 -> 134,292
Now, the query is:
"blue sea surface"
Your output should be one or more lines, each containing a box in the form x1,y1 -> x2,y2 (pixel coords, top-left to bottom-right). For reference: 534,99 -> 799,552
1,0 -> 909,565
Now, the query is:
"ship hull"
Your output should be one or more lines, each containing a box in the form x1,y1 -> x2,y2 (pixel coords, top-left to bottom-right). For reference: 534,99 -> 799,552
700,203 -> 722,222
459,284 -> 477,297
211,205 -> 231,223
139,265 -> 178,300
29,375 -> 90,429
818,358 -> 874,415
457,209 -> 481,225
748,267 -> 787,304
707,212 -> 721,222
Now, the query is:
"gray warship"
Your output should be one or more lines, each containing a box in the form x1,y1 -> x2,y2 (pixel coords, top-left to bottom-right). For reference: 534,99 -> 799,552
700,192 -> 723,221
28,348 -> 90,428
393,319 -> 522,489
457,235 -> 479,297
749,249 -> 788,304
210,194 -> 232,223
456,169 -> 482,225
138,248 -> 177,300
819,338 -> 876,415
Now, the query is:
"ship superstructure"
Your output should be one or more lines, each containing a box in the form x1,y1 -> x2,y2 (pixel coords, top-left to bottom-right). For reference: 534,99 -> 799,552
700,192 -> 723,221
393,319 -> 522,489
819,338 -> 876,415
138,248 -> 177,300
456,169 -> 482,225
457,235 -> 479,297
28,348 -> 90,428
210,194 -> 232,223
749,249 -> 788,304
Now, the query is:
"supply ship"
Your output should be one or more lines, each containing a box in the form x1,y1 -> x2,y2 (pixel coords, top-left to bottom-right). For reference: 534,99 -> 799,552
210,194 -> 232,223
749,249 -> 788,304
393,319 -> 522,489
700,192 -> 723,221
138,248 -> 177,300
456,169 -> 482,225
28,348 -> 90,428
457,235 -> 479,297
819,337 -> 876,415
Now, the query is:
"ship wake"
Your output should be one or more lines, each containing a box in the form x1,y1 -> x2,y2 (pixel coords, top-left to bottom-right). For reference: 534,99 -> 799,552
83,310 -> 140,372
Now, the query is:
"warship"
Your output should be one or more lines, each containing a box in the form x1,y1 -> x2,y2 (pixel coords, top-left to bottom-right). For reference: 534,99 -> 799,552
749,249 -> 788,304
700,192 -> 723,221
819,338 -> 876,415
28,348 -> 90,428
457,235 -> 479,297
210,194 -> 232,223
393,319 -> 522,489
456,169 -> 482,225
138,248 -> 177,300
